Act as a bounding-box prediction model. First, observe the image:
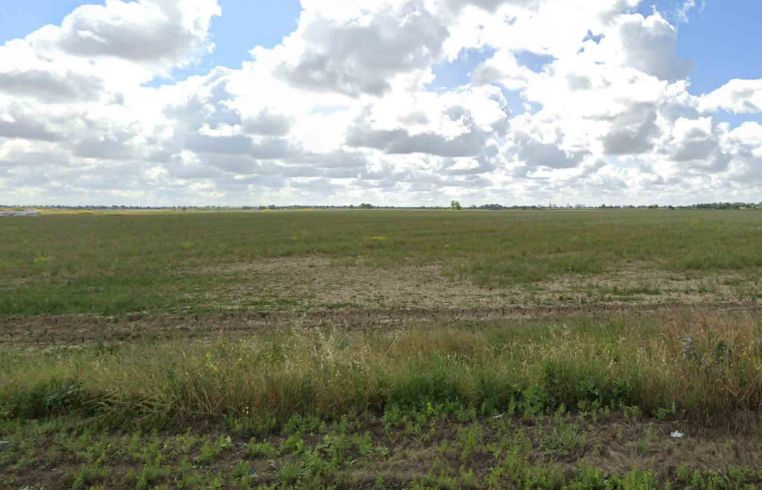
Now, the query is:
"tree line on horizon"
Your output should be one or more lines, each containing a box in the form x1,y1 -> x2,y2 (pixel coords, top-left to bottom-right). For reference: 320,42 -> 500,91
2,202 -> 761,211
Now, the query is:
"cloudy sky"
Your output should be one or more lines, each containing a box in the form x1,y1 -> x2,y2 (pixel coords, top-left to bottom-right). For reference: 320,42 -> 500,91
1,0 -> 761,206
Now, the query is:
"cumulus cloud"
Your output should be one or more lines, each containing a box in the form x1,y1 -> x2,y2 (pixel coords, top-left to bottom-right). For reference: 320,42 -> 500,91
602,102 -> 660,155
513,132 -> 589,169
273,1 -> 448,96
348,125 -> 486,157
242,110 -> 292,136
0,69 -> 102,103
444,0 -> 528,12
700,79 -> 762,114
33,0 -> 220,68
612,13 -> 692,82
1,0 -> 761,205
0,110 -> 61,142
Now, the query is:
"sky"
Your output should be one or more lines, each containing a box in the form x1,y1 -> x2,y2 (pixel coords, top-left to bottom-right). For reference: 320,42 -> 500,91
1,0 -> 762,206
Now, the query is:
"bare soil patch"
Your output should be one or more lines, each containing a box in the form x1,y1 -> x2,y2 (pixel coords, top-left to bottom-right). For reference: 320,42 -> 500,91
198,257 -> 761,310
3,302 -> 762,347
196,257 -> 510,310
3,257 -> 761,346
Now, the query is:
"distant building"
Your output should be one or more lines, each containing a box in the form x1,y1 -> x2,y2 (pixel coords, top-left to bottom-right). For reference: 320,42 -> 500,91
0,209 -> 39,217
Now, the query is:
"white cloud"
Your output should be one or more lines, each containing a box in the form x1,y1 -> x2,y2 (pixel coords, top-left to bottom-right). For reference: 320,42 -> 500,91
32,0 -> 220,69
699,79 -> 762,114
272,1 -> 448,97
0,0 -> 760,205
676,0 -> 703,23
607,13 -> 692,82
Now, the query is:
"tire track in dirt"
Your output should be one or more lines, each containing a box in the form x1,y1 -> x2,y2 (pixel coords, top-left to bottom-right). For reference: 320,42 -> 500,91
3,301 -> 762,347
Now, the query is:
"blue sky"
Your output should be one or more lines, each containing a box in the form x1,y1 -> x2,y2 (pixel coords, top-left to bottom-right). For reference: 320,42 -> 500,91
2,0 -> 762,206
0,0 -> 301,79
667,0 -> 762,94
2,0 -> 761,94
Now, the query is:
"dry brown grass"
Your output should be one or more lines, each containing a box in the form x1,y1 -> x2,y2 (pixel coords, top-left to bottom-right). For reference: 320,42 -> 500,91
3,309 -> 762,427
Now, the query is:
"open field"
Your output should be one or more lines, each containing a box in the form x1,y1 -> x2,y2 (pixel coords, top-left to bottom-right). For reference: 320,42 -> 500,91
4,209 -> 762,488
4,209 -> 762,316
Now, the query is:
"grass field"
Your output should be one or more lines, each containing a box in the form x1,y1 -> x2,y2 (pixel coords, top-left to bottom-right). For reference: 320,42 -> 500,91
3,209 -> 762,488
3,209 -> 762,316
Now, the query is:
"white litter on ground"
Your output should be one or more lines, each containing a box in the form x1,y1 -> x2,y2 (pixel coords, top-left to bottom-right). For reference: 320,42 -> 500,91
671,431 -> 684,439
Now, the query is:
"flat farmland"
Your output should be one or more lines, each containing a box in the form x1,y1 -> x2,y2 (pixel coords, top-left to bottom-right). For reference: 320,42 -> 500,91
4,210 -> 762,489
4,209 -> 762,317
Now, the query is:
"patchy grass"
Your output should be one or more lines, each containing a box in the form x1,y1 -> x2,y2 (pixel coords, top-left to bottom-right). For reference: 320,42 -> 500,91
5,209 -> 762,487
3,209 -> 762,315
4,409 -> 762,489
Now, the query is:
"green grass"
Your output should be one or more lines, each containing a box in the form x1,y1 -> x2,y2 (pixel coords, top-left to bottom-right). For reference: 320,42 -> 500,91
5,209 -> 762,487
3,209 -> 762,315
2,310 -> 761,428
4,407 -> 762,489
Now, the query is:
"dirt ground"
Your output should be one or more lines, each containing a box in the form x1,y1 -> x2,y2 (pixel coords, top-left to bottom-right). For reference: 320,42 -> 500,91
3,257 -> 762,346
5,258 -> 762,487
3,301 -> 762,347
6,414 -> 762,489
199,257 -> 760,310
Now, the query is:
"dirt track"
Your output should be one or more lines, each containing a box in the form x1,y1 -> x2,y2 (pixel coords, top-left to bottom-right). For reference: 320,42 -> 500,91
3,301 -> 762,347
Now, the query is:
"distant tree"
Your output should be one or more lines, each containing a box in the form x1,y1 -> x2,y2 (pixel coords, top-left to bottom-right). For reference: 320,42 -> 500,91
478,203 -> 505,210
451,200 -> 462,211
359,203 -> 374,209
